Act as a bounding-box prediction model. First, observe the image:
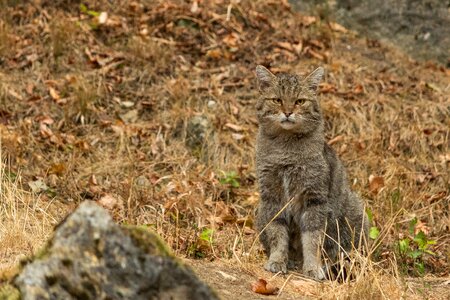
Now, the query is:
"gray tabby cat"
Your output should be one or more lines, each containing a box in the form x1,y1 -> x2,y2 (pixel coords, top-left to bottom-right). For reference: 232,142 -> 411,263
254,65 -> 368,280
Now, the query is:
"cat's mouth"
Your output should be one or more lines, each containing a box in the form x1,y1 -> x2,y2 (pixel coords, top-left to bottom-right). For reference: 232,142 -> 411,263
280,119 -> 296,129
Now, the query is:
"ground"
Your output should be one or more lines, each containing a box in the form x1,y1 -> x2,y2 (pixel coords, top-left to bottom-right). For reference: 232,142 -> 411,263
0,0 -> 449,299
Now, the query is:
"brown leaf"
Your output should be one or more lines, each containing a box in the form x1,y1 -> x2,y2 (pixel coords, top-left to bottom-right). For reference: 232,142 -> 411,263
224,123 -> 244,132
353,84 -> 364,94
276,41 -> 294,52
301,15 -> 316,26
222,33 -> 239,48
251,278 -> 279,295
414,219 -> 430,235
328,135 -> 344,146
49,87 -> 60,101
319,83 -> 337,94
307,48 -> 325,61
98,194 -> 121,210
206,48 -> 222,59
369,175 -> 384,195
48,163 -> 66,176
329,22 -> 348,33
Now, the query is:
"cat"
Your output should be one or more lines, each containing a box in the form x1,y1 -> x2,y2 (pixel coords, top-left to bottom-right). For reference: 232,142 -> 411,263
254,65 -> 369,280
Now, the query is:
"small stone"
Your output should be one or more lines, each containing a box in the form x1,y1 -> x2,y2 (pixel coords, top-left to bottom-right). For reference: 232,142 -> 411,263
207,100 -> 217,109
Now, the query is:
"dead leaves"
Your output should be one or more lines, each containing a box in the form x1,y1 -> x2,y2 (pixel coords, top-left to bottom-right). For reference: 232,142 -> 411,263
328,21 -> 348,33
369,175 -> 385,195
98,194 -> 123,211
251,278 -> 279,295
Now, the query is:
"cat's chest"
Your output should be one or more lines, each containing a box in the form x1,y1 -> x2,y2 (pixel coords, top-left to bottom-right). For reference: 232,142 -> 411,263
279,165 -> 305,201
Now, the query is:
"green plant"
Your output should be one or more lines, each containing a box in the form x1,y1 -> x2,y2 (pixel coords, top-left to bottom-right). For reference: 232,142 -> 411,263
397,218 -> 436,276
188,228 -> 214,259
366,208 -> 380,240
219,171 -> 240,188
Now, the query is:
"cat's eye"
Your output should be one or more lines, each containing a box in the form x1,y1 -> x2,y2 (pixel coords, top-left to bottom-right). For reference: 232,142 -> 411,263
295,99 -> 307,105
271,98 -> 282,105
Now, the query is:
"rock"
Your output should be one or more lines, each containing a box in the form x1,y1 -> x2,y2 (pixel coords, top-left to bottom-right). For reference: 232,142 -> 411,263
14,201 -> 218,300
207,100 -> 217,110
290,0 -> 450,66
186,115 -> 211,153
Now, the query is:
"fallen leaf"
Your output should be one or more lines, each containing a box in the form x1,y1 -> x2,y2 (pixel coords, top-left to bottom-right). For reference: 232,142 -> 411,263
251,278 -> 279,295
301,15 -> 316,26
190,1 -> 199,13
120,109 -> 139,123
48,163 -> 66,176
49,87 -> 60,101
120,101 -> 135,108
369,175 -> 384,195
439,153 -> 450,163
216,271 -> 237,281
231,133 -> 244,140
98,194 -> 121,210
276,41 -> 294,52
28,179 -> 49,193
98,12 -> 108,24
224,123 -> 244,132
328,135 -> 344,145
329,21 -> 348,33
414,219 -> 430,235
353,84 -> 364,94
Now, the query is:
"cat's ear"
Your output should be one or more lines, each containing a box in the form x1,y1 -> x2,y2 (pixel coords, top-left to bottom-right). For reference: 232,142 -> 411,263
304,67 -> 324,91
255,65 -> 276,91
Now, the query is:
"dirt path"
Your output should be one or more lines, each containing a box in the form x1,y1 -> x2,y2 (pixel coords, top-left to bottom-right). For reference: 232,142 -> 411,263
187,259 -> 450,300
187,259 -> 303,299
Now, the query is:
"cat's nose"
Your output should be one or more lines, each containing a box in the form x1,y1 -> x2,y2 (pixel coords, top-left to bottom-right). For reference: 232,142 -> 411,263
284,112 -> 292,117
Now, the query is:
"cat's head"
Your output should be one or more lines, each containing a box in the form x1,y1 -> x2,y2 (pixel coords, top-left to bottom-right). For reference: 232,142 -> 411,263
255,65 -> 324,135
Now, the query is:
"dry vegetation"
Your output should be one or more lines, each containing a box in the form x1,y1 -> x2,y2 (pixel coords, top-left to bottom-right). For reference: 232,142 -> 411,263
0,0 -> 449,298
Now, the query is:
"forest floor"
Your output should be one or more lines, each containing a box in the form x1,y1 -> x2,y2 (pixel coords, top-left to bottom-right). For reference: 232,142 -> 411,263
0,0 -> 449,299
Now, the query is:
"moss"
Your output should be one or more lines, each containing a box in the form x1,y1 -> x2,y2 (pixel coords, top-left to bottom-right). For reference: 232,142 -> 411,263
0,284 -> 20,300
18,239 -> 52,270
122,225 -> 173,258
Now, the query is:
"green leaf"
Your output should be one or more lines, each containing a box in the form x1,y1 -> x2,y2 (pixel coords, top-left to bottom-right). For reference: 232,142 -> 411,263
87,10 -> 100,17
409,250 -> 422,259
414,231 -> 427,249
399,238 -> 409,254
219,171 -> 240,188
414,262 -> 425,275
80,3 -> 88,13
369,226 -> 380,240
200,228 -> 213,243
366,208 -> 374,224
230,179 -> 240,188
424,249 -> 436,256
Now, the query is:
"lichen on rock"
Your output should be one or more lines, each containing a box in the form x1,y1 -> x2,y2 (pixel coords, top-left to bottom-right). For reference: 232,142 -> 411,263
14,201 -> 218,300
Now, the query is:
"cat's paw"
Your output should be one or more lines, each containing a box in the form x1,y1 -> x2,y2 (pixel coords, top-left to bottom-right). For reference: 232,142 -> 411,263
302,264 -> 326,281
264,260 -> 287,274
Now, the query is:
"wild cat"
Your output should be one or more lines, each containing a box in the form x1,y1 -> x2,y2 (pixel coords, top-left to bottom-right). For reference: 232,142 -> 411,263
254,65 -> 368,280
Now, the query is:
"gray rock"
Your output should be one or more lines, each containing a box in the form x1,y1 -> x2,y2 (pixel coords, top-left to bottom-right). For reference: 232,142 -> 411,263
290,0 -> 450,66
186,115 -> 211,152
15,201 -> 218,300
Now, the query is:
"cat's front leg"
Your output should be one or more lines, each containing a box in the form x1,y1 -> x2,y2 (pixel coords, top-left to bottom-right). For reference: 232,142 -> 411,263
298,205 -> 328,280
301,230 -> 326,280
263,219 -> 289,273
256,200 -> 289,274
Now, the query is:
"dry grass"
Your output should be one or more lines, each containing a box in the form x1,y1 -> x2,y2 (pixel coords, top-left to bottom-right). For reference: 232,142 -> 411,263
0,149 -> 64,272
0,0 -> 449,298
